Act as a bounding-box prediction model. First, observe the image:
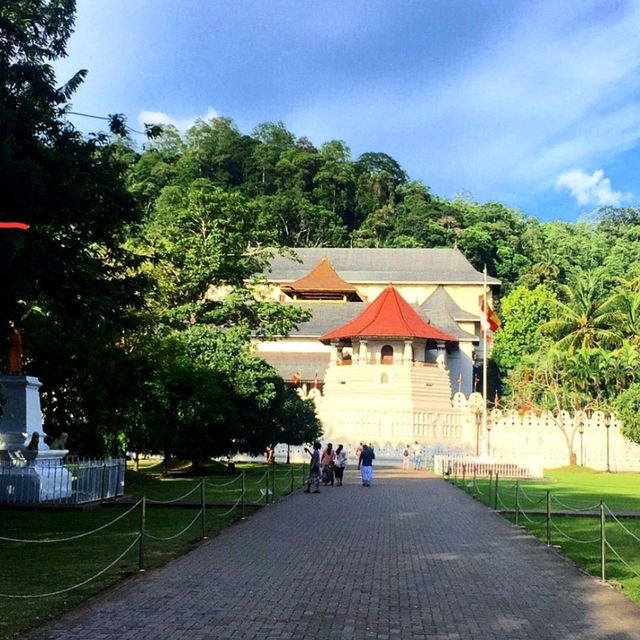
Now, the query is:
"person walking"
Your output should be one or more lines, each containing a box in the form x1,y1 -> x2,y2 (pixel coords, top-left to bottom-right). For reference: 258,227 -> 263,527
412,441 -> 422,470
321,443 -> 336,486
358,443 -> 375,487
402,445 -> 410,471
334,444 -> 347,486
303,442 -> 322,493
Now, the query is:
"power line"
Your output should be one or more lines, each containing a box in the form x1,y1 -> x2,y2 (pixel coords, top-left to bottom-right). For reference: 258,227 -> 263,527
66,111 -> 146,136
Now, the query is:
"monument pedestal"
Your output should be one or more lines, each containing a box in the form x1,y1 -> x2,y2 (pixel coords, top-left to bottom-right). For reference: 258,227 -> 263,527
0,375 -> 72,503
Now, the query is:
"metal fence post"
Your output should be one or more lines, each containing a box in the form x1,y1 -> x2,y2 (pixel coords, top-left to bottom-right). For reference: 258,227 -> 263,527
271,464 -> 276,501
600,501 -> 606,581
515,480 -> 520,526
488,469 -> 493,505
201,478 -> 207,539
546,490 -> 551,546
241,472 -> 246,519
290,467 -> 294,494
265,470 -> 270,505
494,473 -> 499,510
472,468 -> 477,499
101,460 -> 107,501
138,496 -> 146,572
462,464 -> 466,490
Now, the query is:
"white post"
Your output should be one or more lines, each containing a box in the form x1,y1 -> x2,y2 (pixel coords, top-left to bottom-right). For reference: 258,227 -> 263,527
359,339 -> 368,365
482,266 -> 488,440
404,340 -> 413,366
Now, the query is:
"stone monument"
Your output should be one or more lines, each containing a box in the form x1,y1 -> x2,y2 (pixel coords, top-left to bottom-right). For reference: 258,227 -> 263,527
0,373 -> 72,503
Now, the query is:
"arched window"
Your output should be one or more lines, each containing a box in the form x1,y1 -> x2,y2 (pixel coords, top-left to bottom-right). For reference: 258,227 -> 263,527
381,345 -> 394,365
380,372 -> 389,384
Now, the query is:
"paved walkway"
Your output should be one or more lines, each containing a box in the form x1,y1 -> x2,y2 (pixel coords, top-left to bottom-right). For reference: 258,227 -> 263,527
24,469 -> 640,640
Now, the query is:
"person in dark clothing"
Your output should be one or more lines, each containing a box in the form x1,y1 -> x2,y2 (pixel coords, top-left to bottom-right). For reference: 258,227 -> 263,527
303,441 -> 322,493
358,444 -> 375,486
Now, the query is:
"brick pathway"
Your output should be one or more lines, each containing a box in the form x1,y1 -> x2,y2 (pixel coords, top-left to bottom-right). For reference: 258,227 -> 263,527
24,468 -> 640,640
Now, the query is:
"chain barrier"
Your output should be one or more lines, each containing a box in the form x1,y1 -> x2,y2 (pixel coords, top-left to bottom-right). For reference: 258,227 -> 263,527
447,472 -> 640,585
495,491 -> 511,511
604,506 -> 640,544
146,482 -> 202,504
517,508 -> 541,525
245,470 -> 269,486
0,499 -> 142,544
144,509 -> 204,541
0,534 -> 141,599
550,495 -> 601,512
549,519 -> 601,544
205,474 -> 243,489
0,466 -> 303,598
605,540 -> 640,580
518,486 -> 547,505
211,494 -> 244,518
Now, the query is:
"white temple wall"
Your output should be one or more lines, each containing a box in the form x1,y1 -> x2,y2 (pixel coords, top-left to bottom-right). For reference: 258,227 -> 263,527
311,388 -> 640,471
452,394 -> 640,472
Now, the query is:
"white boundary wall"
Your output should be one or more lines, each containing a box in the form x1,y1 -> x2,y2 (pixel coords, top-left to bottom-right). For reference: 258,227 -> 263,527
452,393 -> 640,472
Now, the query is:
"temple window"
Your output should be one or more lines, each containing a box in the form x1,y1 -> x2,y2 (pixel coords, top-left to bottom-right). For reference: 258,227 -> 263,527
380,372 -> 389,385
381,345 -> 394,365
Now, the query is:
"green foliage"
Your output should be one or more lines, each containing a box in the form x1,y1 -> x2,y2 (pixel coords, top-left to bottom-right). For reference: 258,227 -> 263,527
615,384 -> 640,446
0,0 -> 149,453
492,285 -> 556,373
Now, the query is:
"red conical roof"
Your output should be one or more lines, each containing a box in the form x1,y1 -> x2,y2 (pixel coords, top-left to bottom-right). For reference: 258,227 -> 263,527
320,286 -> 457,343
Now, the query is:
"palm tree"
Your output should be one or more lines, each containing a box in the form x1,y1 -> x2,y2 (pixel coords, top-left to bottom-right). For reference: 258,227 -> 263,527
540,269 -> 623,353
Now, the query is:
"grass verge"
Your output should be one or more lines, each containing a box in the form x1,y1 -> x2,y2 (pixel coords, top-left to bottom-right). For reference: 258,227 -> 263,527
0,461 -> 305,639
449,466 -> 640,605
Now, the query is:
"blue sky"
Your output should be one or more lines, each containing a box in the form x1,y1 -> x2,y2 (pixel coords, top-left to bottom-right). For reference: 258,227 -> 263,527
54,0 -> 640,222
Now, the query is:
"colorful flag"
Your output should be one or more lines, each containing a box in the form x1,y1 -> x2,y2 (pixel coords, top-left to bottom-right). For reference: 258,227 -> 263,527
479,297 -> 500,332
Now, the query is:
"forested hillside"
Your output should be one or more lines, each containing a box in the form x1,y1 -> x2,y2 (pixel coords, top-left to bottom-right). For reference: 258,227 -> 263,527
127,117 -> 640,440
4,1 -> 640,459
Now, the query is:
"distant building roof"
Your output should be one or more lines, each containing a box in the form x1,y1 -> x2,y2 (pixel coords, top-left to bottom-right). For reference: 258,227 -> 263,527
268,248 -> 500,285
422,286 -> 478,321
260,352 -> 330,382
285,301 -> 368,337
320,286 -> 458,343
282,257 -> 361,300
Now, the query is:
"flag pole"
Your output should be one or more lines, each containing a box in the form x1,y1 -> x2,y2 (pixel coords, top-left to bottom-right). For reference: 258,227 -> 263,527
482,265 -> 488,449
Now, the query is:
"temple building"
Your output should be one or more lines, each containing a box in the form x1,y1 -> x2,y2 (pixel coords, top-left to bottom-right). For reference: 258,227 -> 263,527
317,285 -> 463,442
257,247 -> 499,398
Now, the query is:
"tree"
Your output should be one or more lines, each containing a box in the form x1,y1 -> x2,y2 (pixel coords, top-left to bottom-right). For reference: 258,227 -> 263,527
615,384 -> 640,446
313,140 -> 356,229
539,269 -> 623,353
1,0 -> 148,454
492,285 -> 556,374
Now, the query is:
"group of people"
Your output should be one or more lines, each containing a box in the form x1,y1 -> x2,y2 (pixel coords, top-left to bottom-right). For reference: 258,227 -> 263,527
402,441 -> 424,470
303,441 -> 375,492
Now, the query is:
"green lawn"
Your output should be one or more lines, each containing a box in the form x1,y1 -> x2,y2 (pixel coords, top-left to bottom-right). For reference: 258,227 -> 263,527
0,461 -> 306,640
450,466 -> 640,604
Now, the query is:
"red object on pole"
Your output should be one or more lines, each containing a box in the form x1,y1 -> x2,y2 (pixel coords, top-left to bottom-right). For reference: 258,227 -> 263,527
0,222 -> 29,230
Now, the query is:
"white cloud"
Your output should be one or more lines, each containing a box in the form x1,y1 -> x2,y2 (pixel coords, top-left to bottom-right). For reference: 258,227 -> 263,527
286,1 -> 640,206
556,169 -> 623,206
137,106 -> 220,133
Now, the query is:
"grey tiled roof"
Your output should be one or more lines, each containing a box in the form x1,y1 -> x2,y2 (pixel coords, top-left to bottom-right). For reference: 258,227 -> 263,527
287,302 -> 367,337
284,300 -> 478,342
268,248 -> 500,285
260,351 -> 331,381
422,286 -> 479,321
419,308 -> 478,342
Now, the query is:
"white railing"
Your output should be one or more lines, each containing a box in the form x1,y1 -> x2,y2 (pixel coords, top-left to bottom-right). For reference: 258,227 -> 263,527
0,457 -> 126,504
433,455 -> 543,479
